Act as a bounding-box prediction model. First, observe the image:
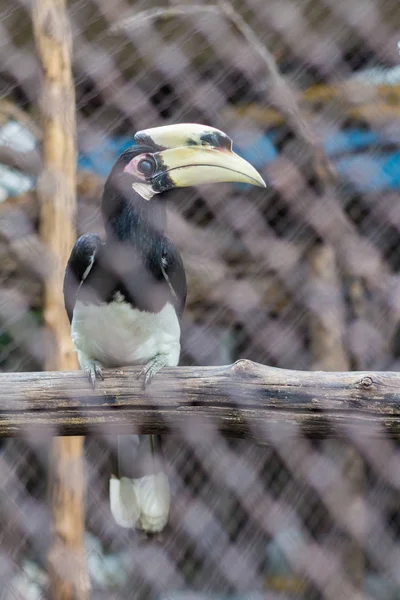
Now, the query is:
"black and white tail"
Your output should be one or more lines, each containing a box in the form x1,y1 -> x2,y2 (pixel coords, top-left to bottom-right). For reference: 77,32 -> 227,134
109,434 -> 170,532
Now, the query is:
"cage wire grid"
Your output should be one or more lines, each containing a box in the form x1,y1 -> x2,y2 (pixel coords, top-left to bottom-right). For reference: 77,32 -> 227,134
1,0 -> 400,598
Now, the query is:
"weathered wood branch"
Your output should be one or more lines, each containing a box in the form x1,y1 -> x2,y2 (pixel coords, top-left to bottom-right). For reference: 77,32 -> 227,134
2,360 -> 400,439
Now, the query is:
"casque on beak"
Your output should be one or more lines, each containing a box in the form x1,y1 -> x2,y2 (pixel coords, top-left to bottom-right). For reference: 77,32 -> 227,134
135,123 -> 233,151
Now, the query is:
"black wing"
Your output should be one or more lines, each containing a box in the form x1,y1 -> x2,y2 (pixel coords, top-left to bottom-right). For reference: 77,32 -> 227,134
159,237 -> 187,319
63,233 -> 103,322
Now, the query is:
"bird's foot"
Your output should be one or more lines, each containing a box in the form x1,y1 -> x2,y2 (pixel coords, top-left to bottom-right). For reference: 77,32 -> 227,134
137,355 -> 167,389
85,361 -> 104,389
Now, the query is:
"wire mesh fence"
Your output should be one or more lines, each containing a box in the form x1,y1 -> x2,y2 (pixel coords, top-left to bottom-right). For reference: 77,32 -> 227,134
1,0 -> 400,598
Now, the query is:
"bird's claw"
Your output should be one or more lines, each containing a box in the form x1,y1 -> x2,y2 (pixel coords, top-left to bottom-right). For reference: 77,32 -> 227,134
86,362 -> 104,389
137,355 -> 166,389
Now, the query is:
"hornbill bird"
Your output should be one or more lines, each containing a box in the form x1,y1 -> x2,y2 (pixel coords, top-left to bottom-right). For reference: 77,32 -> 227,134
63,123 -> 265,533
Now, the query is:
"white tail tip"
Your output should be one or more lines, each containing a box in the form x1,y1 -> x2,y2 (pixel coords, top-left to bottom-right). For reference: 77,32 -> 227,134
109,472 -> 170,533
109,476 -> 141,529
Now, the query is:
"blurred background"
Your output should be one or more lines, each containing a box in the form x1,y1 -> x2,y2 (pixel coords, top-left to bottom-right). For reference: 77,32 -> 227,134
2,0 -> 400,598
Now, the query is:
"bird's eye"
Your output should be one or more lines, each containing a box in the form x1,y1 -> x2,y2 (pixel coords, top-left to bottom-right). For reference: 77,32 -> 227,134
137,156 -> 156,176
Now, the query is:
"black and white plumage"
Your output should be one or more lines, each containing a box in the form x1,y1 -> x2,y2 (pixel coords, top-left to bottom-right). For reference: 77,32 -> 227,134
65,229 -> 186,383
63,123 -> 265,532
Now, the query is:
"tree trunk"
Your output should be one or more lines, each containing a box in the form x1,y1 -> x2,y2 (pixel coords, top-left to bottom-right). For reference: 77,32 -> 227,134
308,243 -> 365,594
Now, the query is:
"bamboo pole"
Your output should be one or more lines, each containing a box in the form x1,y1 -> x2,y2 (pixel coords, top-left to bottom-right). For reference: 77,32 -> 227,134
32,1 -> 88,598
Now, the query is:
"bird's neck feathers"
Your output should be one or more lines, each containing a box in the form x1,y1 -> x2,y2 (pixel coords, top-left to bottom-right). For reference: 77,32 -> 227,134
102,173 -> 167,244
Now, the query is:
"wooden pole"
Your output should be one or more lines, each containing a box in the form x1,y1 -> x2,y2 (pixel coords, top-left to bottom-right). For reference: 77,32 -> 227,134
308,243 -> 365,593
308,244 -> 349,372
32,1 -> 88,598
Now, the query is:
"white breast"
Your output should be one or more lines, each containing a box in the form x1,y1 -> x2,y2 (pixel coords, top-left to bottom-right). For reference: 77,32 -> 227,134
71,300 -> 181,369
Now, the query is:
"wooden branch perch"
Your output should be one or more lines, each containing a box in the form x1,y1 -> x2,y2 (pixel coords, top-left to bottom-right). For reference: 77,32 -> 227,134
2,360 -> 400,440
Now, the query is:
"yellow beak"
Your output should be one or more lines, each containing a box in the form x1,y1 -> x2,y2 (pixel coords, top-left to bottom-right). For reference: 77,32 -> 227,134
153,146 -> 266,189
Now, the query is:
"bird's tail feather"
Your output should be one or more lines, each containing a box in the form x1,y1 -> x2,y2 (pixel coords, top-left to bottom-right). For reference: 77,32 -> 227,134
109,434 -> 170,532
